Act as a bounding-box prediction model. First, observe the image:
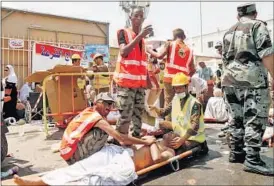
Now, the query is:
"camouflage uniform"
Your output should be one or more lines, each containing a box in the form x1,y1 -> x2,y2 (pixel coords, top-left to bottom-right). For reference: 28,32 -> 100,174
116,87 -> 145,137
222,3 -> 274,168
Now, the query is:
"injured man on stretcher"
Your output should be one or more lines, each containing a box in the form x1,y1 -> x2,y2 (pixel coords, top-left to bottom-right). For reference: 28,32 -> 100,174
13,92 -> 177,185
13,134 -> 176,185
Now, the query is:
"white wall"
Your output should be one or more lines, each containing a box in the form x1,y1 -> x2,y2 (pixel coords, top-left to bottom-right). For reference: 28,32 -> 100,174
190,19 -> 273,56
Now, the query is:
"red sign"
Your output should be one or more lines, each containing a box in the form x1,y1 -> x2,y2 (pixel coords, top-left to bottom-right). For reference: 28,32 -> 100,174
35,43 -> 82,61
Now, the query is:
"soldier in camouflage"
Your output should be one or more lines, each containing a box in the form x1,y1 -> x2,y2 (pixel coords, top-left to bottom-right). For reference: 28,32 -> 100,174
222,3 -> 274,176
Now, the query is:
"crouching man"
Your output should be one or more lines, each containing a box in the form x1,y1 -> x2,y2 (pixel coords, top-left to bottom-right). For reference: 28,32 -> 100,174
60,92 -> 156,165
149,72 -> 209,155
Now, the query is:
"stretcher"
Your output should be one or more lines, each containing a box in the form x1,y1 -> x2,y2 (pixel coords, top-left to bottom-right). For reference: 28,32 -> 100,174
204,117 -> 228,123
1,146 -> 201,185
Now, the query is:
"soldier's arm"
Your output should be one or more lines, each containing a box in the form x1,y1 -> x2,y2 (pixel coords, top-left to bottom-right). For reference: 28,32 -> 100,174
253,21 -> 274,78
178,101 -> 202,142
147,42 -> 169,59
159,101 -> 172,118
188,56 -> 196,77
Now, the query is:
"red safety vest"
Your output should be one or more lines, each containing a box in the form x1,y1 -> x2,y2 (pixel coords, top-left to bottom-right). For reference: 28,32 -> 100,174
164,40 -> 193,83
59,108 -> 102,160
113,28 -> 147,88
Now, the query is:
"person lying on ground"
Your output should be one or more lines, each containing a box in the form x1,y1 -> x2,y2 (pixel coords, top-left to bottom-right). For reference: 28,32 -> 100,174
13,136 -> 175,186
60,92 -> 156,165
149,72 -> 209,155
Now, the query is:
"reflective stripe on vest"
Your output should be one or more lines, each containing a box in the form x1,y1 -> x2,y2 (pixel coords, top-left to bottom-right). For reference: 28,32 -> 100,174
171,95 -> 205,143
60,109 -> 102,160
164,41 -> 193,83
114,28 -> 147,88
114,72 -> 147,81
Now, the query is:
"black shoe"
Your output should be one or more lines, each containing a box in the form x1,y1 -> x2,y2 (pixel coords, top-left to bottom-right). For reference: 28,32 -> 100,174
199,141 -> 209,155
244,160 -> 274,176
229,152 -> 246,163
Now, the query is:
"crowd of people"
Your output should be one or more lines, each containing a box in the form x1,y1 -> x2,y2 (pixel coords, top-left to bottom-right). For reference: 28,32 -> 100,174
2,2 -> 273,185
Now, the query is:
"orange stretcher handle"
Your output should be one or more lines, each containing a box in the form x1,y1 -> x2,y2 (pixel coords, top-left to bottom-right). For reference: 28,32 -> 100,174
136,146 -> 201,176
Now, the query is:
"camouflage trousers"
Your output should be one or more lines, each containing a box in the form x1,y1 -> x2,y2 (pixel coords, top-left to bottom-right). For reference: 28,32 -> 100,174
164,82 -> 175,121
116,86 -> 145,137
223,87 -> 270,164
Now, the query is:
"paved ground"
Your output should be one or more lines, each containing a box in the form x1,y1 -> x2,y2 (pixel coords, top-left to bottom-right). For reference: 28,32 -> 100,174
1,122 -> 274,185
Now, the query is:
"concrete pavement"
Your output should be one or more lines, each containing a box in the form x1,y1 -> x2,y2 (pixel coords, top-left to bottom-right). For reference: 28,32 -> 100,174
1,123 -> 273,185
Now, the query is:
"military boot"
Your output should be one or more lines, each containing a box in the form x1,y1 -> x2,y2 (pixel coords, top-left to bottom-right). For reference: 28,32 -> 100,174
199,141 -> 209,155
229,152 -> 246,163
244,160 -> 274,176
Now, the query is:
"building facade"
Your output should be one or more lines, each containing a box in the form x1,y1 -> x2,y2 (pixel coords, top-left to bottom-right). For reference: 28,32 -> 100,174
190,19 -> 273,56
1,7 -> 109,87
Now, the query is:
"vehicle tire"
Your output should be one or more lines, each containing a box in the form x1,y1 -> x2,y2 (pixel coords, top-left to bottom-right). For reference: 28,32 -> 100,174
1,133 -> 8,162
24,101 -> 32,123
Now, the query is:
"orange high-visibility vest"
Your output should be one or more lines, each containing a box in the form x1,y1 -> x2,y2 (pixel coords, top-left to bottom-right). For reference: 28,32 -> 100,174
164,41 -> 193,83
113,28 -> 147,88
59,108 -> 102,160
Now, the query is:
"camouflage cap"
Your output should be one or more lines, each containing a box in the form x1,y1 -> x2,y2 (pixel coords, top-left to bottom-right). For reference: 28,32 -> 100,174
95,92 -> 115,103
237,3 -> 257,16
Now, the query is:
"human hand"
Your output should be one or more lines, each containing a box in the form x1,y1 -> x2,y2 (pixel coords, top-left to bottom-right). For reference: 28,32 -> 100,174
139,25 -> 153,39
168,137 -> 184,149
159,120 -> 172,129
142,135 -> 156,145
148,105 -> 160,115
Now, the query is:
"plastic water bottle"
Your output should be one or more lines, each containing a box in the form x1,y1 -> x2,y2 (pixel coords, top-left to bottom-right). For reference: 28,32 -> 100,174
1,166 -> 19,178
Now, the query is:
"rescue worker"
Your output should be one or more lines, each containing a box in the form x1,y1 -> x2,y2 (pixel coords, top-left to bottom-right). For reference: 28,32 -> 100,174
113,7 -> 153,137
147,28 -> 195,121
222,3 -> 274,175
60,92 -> 156,165
92,53 -> 110,94
149,72 -> 208,155
71,54 -> 81,66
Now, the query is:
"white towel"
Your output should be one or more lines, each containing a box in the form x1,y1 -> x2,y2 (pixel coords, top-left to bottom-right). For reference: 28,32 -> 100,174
42,144 -> 137,185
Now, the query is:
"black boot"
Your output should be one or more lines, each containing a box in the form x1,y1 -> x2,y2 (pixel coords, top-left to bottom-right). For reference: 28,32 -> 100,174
199,141 -> 209,155
229,152 -> 246,163
244,160 -> 274,176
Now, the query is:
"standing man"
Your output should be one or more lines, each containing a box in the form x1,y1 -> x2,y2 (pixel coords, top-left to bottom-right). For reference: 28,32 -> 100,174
222,3 -> 274,175
92,53 -> 110,94
147,28 -> 195,121
114,7 -> 153,137
196,61 -> 213,81
214,41 -> 223,88
215,41 -> 222,56
71,54 -> 81,66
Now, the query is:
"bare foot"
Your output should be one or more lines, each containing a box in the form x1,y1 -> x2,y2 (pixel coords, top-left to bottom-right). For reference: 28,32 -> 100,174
13,174 -> 47,186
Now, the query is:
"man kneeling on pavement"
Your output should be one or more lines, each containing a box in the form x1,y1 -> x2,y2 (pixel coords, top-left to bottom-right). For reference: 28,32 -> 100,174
149,72 -> 209,155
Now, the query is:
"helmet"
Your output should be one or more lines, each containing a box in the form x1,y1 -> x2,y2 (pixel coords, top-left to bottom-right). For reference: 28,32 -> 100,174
172,72 -> 190,87
71,54 -> 81,60
93,53 -> 103,61
215,41 -> 222,49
